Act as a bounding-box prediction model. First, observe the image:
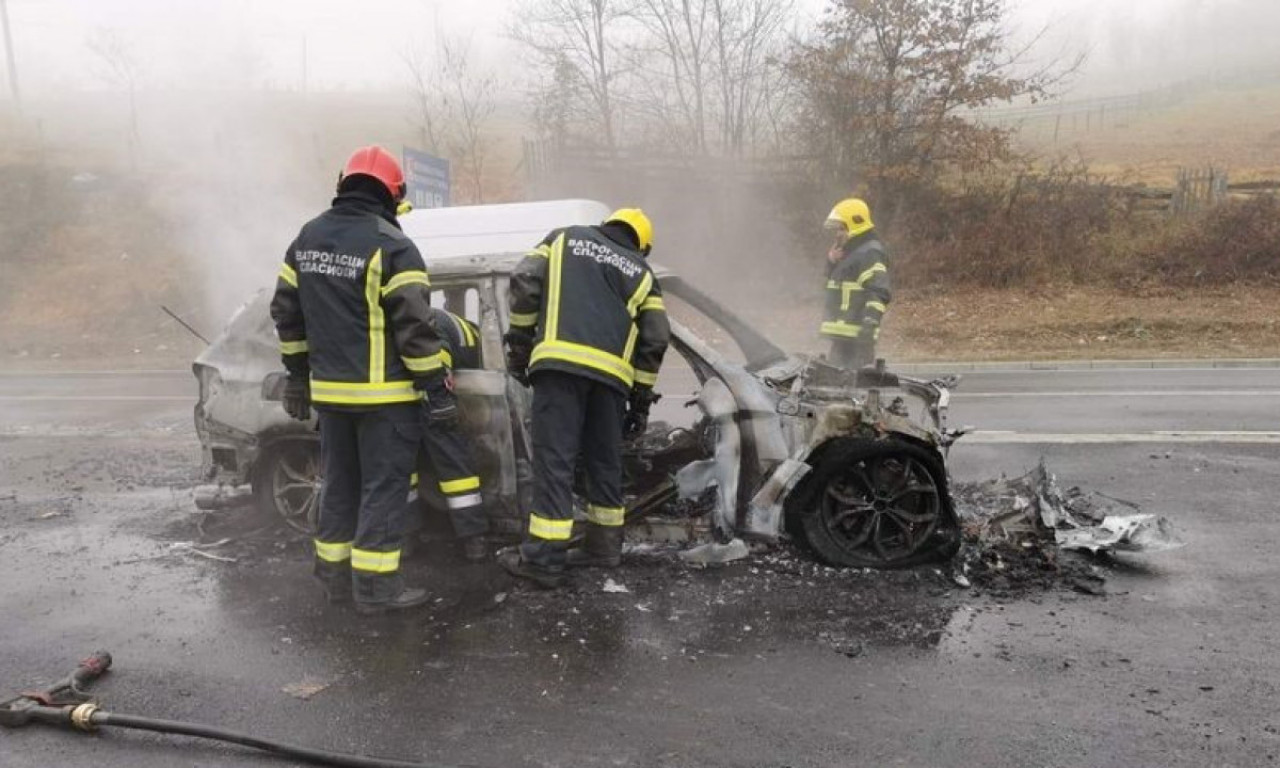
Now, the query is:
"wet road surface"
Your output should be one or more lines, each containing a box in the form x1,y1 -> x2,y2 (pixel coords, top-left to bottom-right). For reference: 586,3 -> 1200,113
2,367 -> 1280,767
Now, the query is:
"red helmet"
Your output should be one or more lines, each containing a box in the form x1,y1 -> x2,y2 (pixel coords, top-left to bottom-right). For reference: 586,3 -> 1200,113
341,146 -> 406,201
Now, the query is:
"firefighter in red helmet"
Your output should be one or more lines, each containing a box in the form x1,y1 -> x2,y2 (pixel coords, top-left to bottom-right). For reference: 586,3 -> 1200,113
271,145 -> 457,613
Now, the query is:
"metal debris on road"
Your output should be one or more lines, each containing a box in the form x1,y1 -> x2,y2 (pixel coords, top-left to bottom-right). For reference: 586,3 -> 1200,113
951,460 -> 1183,593
678,538 -> 750,565
281,679 -> 331,700
957,460 -> 1183,555
1058,514 -> 1184,554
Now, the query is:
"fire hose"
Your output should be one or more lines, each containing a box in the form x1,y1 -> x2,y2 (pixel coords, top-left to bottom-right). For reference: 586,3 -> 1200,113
0,651 -> 454,768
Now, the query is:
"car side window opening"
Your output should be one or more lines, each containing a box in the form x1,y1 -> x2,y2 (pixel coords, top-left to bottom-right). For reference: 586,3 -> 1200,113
434,279 -> 509,373
431,287 -> 480,326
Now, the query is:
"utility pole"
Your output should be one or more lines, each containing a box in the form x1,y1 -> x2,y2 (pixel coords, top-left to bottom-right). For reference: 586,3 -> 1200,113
0,0 -> 20,112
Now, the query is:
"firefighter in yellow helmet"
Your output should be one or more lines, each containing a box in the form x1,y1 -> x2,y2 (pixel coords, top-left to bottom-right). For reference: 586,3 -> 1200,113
820,198 -> 892,369
499,208 -> 670,588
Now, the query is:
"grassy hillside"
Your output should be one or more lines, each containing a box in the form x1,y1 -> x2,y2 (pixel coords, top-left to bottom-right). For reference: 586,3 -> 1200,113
1017,82 -> 1280,184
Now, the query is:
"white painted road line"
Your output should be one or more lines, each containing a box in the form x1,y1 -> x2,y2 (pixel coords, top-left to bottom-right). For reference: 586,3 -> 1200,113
966,431 -> 1280,444
0,370 -> 189,377
0,396 -> 192,402
954,390 -> 1280,399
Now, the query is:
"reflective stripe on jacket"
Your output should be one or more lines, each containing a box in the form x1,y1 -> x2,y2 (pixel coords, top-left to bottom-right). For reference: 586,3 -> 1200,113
821,233 -> 892,341
508,225 -> 670,393
429,307 -> 482,371
270,191 -> 447,407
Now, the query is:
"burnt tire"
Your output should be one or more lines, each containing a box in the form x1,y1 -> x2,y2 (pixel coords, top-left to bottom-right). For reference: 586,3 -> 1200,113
788,438 -> 959,569
251,439 -> 321,534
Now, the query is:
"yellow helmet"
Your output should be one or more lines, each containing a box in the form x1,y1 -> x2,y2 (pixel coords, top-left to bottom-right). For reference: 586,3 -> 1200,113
824,198 -> 874,240
605,207 -> 654,255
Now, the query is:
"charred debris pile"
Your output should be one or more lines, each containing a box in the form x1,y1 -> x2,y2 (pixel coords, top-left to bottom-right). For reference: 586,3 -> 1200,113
950,461 -> 1183,596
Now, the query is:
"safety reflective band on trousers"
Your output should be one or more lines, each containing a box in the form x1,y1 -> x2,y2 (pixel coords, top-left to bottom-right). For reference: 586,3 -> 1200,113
587,504 -> 625,527
351,548 -> 401,573
279,339 -> 309,355
314,540 -> 353,563
528,513 -> 573,541
439,476 -> 481,494
446,492 -> 483,509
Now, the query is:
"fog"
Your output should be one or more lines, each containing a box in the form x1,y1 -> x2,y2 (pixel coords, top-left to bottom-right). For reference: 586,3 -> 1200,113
1,0 -> 1277,343
6,0 -> 1278,96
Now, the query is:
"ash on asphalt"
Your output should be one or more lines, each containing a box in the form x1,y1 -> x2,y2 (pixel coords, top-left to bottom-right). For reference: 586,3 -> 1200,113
3,431 -> 1129,678
180,471 -> 1126,669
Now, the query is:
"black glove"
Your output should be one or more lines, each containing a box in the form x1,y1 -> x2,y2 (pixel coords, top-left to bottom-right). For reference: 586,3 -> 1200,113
504,330 -> 532,387
283,375 -> 311,421
418,374 -> 459,429
623,386 -> 660,440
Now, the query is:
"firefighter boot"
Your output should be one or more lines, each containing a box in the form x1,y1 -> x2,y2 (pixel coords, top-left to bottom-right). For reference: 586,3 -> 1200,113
565,524 -> 624,568
354,574 -> 430,615
460,535 -> 488,563
314,560 -> 353,604
499,549 -> 566,589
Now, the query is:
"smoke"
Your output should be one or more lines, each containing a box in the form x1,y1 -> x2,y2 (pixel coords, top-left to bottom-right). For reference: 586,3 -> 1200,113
136,93 -> 328,327
1015,0 -> 1280,96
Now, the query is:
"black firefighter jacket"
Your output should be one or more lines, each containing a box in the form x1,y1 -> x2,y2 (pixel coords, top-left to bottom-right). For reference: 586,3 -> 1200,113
429,307 -> 482,371
821,232 -> 893,341
508,224 -> 670,394
270,191 -> 447,408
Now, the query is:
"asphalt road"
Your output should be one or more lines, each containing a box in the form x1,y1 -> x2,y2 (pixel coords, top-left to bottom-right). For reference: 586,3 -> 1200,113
2,365 -> 1279,767
4,365 -> 1280,437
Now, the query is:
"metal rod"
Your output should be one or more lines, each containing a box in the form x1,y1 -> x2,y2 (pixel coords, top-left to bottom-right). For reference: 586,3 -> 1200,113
160,305 -> 211,345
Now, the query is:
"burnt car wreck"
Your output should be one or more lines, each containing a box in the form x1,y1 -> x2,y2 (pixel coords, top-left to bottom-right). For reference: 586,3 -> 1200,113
194,201 -> 963,569
616,276 -> 963,568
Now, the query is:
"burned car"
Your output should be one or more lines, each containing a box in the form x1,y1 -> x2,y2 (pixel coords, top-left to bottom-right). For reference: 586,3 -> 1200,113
195,200 -> 961,568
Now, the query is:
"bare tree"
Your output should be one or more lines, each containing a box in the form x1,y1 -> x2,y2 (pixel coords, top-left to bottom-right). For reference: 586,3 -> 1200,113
708,0 -> 791,156
626,0 -> 790,156
87,28 -> 144,163
438,36 -> 498,204
631,0 -> 712,153
404,45 -> 444,156
513,0 -> 631,151
403,34 -> 498,204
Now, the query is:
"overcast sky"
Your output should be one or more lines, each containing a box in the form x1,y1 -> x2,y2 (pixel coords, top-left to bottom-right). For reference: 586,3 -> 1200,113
0,0 -> 1275,99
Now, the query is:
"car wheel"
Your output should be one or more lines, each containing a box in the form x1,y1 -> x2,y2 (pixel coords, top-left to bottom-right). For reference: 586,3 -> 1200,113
790,438 -> 958,569
252,440 -> 321,533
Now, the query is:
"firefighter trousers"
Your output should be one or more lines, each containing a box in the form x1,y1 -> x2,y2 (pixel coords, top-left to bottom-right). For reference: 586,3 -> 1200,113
521,370 -> 626,568
313,403 -> 421,604
421,422 -> 488,539
829,339 -> 876,370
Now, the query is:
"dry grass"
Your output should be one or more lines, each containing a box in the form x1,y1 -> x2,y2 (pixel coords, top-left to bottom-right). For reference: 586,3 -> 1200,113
756,284 -> 1280,363
1019,84 -> 1280,185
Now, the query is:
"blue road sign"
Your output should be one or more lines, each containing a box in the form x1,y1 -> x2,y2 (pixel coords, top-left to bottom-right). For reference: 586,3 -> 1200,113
402,147 -> 450,209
